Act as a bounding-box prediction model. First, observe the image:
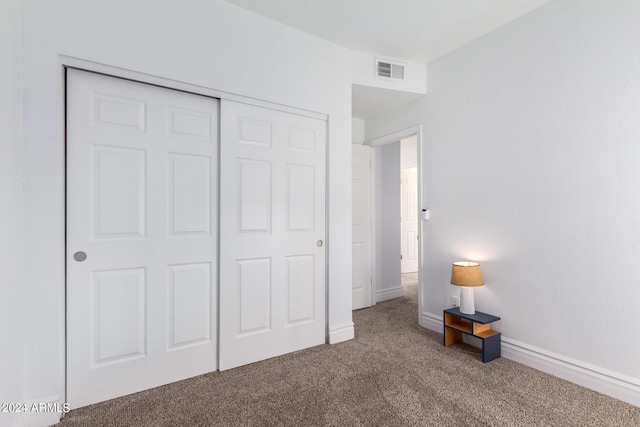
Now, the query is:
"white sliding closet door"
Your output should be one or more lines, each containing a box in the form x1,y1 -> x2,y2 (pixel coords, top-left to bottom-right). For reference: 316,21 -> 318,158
67,69 -> 219,408
219,100 -> 326,370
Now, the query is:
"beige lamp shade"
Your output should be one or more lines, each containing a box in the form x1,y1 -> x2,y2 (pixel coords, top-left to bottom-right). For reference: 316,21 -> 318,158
450,262 -> 484,287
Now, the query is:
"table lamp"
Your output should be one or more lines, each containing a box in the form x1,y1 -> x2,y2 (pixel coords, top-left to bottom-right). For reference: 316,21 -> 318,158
450,261 -> 484,314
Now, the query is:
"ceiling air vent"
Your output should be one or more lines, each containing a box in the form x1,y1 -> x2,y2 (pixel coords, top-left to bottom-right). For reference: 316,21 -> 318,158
376,59 -> 405,80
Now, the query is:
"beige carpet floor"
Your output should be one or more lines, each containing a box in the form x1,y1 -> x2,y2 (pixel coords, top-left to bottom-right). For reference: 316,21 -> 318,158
60,273 -> 640,426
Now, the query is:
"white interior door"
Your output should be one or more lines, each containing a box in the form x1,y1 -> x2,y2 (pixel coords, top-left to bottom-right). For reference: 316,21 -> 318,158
67,69 -> 219,408
401,167 -> 419,273
219,100 -> 326,370
352,144 -> 372,310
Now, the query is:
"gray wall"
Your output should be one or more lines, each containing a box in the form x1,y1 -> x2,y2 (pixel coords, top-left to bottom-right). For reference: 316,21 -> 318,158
374,143 -> 402,300
0,0 -> 25,426
367,0 -> 640,384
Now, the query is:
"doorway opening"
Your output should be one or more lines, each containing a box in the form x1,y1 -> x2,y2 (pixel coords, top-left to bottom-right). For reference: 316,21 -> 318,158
351,125 -> 423,321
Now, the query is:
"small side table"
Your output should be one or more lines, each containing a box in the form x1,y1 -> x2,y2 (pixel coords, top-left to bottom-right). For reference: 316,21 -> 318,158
443,307 -> 501,363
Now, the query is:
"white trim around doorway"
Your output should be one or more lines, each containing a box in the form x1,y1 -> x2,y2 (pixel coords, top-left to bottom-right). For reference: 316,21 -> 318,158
365,125 -> 424,321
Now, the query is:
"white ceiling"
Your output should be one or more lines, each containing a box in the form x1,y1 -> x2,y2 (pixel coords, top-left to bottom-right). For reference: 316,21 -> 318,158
225,0 -> 551,118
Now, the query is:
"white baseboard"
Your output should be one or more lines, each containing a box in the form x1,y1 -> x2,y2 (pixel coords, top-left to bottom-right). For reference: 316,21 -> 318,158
24,411 -> 61,427
10,412 -> 29,427
502,337 -> 640,407
420,311 -> 442,333
328,322 -> 354,344
9,395 -> 65,427
420,311 -> 640,408
376,286 -> 403,303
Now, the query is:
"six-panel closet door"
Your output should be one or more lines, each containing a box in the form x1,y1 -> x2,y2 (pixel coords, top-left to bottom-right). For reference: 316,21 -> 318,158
218,100 -> 327,370
66,69 -> 219,408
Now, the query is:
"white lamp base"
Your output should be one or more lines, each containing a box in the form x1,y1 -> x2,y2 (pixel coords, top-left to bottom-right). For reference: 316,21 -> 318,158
459,286 -> 475,314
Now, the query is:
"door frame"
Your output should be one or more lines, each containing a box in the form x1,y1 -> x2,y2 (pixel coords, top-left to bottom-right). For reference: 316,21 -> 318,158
60,56 -> 329,404
367,125 -> 424,320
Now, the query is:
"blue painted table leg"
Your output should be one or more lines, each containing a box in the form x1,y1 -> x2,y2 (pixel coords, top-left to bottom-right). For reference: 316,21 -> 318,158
482,333 -> 501,362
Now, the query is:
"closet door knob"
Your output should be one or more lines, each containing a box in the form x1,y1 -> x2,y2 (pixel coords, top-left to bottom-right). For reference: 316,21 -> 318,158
316,240 -> 323,247
73,251 -> 87,262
